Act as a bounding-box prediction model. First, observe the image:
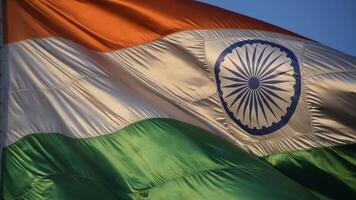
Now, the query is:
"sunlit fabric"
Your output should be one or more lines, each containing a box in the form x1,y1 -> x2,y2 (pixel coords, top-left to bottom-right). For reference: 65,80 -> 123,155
1,0 -> 355,199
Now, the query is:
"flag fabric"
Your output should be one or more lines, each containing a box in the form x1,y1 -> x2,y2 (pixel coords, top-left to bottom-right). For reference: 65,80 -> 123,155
1,0 -> 356,199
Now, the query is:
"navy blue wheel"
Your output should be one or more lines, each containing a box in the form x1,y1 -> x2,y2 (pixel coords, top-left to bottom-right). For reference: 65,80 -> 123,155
214,40 -> 301,135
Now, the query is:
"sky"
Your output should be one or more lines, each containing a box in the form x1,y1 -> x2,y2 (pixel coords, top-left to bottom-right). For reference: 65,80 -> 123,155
201,0 -> 356,56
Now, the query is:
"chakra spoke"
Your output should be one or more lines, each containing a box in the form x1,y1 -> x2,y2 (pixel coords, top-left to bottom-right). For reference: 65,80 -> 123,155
235,50 -> 252,77
256,91 -> 269,125
251,45 -> 258,76
262,86 -> 290,103
253,91 -> 260,127
223,83 -> 246,88
259,60 -> 289,80
229,87 -> 248,108
227,57 -> 250,80
222,66 -> 248,81
245,46 -> 254,76
257,54 -> 283,78
225,86 -> 245,98
221,76 -> 246,83
249,91 -> 254,125
242,90 -> 252,121
259,89 -> 285,114
255,45 -> 267,75
236,89 -> 250,115
260,80 -> 292,84
257,89 -> 278,120
260,70 -> 293,82
261,84 -> 290,93
255,49 -> 276,77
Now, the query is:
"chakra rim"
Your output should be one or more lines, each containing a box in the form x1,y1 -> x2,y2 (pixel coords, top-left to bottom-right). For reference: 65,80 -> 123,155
214,40 -> 301,135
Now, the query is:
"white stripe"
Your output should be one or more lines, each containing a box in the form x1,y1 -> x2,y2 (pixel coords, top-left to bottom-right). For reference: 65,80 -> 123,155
5,29 -> 356,156
6,37 -> 213,145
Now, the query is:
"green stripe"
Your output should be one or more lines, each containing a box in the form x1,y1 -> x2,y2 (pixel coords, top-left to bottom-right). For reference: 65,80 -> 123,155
1,118 -> 318,200
263,143 -> 356,200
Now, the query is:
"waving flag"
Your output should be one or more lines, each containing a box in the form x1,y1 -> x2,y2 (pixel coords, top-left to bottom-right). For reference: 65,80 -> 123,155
1,0 -> 355,199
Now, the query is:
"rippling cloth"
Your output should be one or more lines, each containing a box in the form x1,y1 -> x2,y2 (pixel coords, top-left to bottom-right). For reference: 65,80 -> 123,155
1,0 -> 355,199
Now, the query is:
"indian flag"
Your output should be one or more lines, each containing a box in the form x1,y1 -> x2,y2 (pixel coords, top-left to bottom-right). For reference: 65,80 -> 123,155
1,1 -> 355,199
